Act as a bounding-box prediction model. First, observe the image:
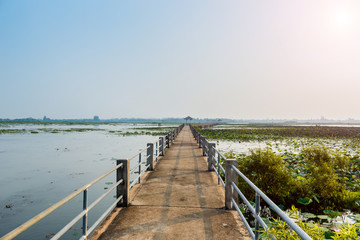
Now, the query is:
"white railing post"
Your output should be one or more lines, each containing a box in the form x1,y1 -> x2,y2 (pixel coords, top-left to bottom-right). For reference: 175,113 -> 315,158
155,142 -> 158,159
116,159 -> 129,207
166,134 -> 169,148
208,143 -> 216,171
202,138 -> 207,156
147,143 -> 154,171
82,189 -> 88,238
225,159 -> 238,210
159,137 -> 164,156
255,193 -> 261,239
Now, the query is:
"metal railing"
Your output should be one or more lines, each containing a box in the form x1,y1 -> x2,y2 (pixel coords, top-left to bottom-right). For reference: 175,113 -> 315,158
1,124 -> 184,240
189,124 -> 311,240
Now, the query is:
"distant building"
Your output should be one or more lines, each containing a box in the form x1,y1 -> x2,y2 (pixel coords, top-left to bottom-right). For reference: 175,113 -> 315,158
43,116 -> 50,121
93,116 -> 100,121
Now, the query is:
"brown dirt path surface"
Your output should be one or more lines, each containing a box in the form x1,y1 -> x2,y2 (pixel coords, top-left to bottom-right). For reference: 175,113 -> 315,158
95,126 -> 250,240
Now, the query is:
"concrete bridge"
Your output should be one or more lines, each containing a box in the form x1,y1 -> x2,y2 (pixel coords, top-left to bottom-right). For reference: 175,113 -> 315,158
91,125 -> 249,239
1,125 -> 311,240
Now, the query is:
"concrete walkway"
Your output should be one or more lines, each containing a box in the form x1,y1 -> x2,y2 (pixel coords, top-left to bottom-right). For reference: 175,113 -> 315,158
95,126 -> 249,240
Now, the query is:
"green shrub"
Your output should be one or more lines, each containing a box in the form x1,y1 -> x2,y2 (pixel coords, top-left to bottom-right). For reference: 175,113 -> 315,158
301,147 -> 345,211
295,146 -> 360,212
234,146 -> 360,213
333,152 -> 350,170
237,148 -> 295,205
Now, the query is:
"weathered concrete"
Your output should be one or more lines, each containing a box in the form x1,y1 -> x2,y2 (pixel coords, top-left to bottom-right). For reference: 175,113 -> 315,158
93,126 -> 250,240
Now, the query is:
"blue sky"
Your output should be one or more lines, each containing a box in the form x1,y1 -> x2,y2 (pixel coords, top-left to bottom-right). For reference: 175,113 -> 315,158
1,0 -> 360,119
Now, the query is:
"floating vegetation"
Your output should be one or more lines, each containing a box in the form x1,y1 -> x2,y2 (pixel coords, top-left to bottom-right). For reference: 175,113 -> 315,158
0,129 -> 26,135
45,233 -> 55,239
110,130 -> 174,137
131,127 -> 176,131
201,126 -> 360,142
0,126 -> 174,136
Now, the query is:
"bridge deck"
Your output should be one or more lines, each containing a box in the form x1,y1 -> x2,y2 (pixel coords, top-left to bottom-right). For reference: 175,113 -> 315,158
94,126 -> 249,240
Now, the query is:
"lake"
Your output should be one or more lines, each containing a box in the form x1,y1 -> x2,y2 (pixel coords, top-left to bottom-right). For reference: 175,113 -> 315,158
0,122 -> 177,239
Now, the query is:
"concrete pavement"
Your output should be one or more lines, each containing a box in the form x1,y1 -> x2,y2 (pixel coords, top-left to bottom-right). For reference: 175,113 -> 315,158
93,126 -> 249,240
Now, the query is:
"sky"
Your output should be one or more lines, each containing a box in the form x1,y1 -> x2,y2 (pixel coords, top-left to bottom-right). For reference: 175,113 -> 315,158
1,0 -> 360,120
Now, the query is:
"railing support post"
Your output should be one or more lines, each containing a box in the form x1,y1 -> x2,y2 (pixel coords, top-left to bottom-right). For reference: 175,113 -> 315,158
255,193 -> 261,240
82,189 -> 88,238
225,159 -> 238,210
116,159 -> 129,207
147,143 -> 154,171
166,135 -> 169,148
138,153 -> 141,183
217,154 -> 221,184
208,143 -> 216,171
199,136 -> 202,148
159,137 -> 164,156
202,138 -> 207,156
155,142 -> 158,159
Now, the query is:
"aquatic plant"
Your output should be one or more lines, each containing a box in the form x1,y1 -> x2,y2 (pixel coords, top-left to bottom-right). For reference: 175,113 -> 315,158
201,126 -> 360,143
232,146 -> 360,214
261,206 -> 360,239
237,148 -> 296,205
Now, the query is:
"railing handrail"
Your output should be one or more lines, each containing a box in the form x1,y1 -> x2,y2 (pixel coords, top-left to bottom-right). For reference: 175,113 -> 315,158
212,146 -> 227,161
230,165 -> 311,239
1,124 -> 184,240
188,124 -> 312,240
1,162 -> 124,240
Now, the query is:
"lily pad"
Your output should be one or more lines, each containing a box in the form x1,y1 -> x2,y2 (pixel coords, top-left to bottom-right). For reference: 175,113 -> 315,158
297,197 -> 313,205
323,209 -> 341,218
320,227 -> 330,232
302,212 -> 316,219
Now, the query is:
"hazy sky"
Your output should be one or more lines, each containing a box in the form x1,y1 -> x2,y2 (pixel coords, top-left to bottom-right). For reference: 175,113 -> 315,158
1,0 -> 360,120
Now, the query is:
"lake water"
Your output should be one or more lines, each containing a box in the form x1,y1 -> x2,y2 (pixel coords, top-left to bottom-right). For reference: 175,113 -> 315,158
0,123 -> 176,239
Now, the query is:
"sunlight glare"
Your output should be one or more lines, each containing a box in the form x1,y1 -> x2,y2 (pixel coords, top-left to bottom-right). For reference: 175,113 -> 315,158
334,10 -> 352,28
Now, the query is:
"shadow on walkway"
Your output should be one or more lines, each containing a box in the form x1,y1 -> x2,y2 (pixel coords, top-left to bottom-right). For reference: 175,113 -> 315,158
95,126 -> 249,240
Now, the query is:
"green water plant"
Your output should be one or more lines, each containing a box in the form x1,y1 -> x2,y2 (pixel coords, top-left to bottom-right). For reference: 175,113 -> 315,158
261,206 -> 360,239
237,148 -> 295,205
300,146 -> 360,212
